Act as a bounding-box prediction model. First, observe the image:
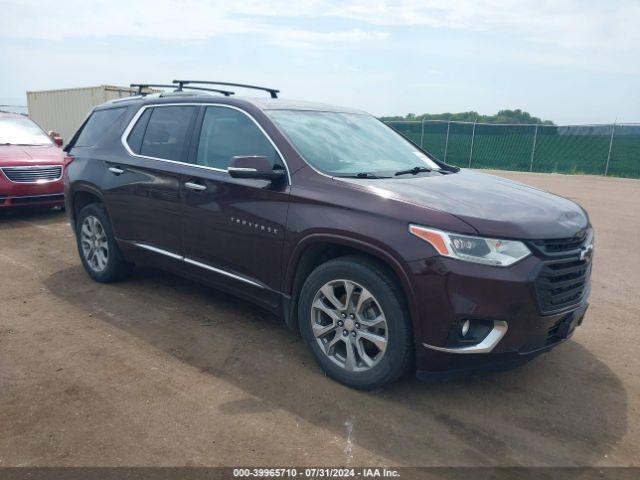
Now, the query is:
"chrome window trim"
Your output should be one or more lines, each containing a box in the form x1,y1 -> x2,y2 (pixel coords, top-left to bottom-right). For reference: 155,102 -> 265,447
120,102 -> 292,185
1,165 -> 63,184
132,242 -> 264,289
422,320 -> 508,354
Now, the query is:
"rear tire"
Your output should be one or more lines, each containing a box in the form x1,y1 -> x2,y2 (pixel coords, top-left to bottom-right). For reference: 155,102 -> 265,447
298,256 -> 413,389
76,203 -> 133,283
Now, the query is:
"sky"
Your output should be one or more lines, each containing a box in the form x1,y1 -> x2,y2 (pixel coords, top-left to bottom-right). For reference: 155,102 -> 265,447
1,0 -> 639,124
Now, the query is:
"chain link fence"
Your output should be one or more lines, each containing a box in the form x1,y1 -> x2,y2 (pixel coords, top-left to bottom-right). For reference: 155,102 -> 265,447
384,120 -> 640,178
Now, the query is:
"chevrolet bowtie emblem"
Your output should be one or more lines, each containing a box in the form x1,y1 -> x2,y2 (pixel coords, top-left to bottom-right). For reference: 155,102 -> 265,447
579,244 -> 593,261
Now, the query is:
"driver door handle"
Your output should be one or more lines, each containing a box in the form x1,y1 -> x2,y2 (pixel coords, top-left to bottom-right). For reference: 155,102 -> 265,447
108,166 -> 125,175
184,181 -> 207,191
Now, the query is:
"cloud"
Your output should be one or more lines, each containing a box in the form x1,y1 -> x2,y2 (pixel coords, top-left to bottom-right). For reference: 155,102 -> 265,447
324,0 -> 640,51
1,0 -> 637,124
2,0 -> 638,54
0,0 -> 388,47
0,0 -> 637,74
263,28 -> 389,49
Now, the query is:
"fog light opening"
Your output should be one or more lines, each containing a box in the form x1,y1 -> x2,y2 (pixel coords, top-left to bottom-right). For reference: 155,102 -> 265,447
453,318 -> 495,346
460,319 -> 471,337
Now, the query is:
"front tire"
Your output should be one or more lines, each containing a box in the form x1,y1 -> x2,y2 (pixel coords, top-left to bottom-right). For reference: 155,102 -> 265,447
76,203 -> 133,283
298,256 -> 413,389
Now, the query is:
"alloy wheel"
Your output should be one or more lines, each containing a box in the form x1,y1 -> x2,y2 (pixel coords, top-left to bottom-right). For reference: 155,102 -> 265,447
310,279 -> 388,372
80,215 -> 109,273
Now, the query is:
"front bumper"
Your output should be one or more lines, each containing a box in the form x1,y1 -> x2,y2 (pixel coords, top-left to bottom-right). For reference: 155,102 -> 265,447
408,253 -> 591,374
0,171 -> 64,208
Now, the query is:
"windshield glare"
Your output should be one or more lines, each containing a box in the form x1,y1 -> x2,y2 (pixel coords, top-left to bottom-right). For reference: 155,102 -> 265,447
266,110 -> 441,177
0,116 -> 52,146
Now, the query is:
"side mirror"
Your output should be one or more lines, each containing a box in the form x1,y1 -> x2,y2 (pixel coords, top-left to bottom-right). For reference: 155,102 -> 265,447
228,156 -> 286,182
48,131 -> 63,147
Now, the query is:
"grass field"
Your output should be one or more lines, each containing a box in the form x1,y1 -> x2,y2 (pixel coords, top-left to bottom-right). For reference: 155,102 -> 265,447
386,121 -> 640,179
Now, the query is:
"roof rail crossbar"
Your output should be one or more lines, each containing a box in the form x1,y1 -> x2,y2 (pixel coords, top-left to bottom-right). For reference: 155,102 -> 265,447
180,86 -> 235,96
130,83 -> 178,96
173,80 -> 279,98
130,83 -> 235,97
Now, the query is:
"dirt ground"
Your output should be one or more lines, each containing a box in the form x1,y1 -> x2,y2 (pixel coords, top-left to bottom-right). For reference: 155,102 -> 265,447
0,171 -> 638,468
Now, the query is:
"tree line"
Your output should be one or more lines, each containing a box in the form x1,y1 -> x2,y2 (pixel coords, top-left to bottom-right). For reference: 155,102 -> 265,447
380,109 -> 554,125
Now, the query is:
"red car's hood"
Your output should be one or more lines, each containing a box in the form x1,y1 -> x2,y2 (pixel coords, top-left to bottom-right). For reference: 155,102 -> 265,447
0,145 -> 64,166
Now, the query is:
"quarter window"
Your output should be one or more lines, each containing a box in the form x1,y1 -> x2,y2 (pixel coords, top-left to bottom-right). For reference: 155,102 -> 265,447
75,107 -> 127,147
196,106 -> 280,170
126,109 -> 151,154
128,106 -> 196,161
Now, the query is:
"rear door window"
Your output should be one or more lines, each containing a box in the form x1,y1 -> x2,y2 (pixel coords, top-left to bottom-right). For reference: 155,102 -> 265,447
196,106 -> 280,170
75,107 -> 127,147
133,106 -> 196,162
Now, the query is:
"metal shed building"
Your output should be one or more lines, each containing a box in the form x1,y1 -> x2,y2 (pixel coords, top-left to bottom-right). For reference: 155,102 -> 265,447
27,85 -> 137,142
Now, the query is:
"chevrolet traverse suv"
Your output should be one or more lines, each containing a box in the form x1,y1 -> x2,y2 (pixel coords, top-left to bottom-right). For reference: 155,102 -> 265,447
64,81 -> 593,389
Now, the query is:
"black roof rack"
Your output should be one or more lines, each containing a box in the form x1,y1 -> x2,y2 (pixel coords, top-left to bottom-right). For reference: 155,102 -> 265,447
130,84 -> 176,96
180,85 -> 235,96
130,83 -> 235,97
173,80 -> 279,99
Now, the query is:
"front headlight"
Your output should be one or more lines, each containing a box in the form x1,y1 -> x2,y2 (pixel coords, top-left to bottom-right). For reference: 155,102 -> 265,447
409,224 -> 531,267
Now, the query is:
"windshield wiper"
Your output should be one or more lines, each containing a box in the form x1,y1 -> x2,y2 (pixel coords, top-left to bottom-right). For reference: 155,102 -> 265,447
334,172 -> 390,179
356,172 -> 383,179
394,166 -> 432,176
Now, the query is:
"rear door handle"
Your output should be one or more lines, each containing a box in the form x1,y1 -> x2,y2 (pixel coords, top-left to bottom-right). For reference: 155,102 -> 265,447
184,181 -> 207,191
108,166 -> 125,175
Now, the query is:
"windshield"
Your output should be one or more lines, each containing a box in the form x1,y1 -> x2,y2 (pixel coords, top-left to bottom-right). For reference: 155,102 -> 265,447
0,116 -> 52,146
266,110 -> 441,177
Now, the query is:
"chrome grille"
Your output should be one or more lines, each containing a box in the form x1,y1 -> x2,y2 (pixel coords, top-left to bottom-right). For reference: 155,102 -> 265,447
529,229 -> 593,315
1,165 -> 63,183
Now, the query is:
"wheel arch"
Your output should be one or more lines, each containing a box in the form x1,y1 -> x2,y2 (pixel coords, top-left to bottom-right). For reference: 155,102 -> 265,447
283,234 -> 418,335
70,185 -> 104,226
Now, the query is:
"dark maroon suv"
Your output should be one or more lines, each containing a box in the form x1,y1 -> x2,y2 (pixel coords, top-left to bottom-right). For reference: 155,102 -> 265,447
64,81 -> 593,389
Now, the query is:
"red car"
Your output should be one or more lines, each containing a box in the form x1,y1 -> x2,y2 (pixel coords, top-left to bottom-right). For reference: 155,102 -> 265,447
0,112 -> 67,209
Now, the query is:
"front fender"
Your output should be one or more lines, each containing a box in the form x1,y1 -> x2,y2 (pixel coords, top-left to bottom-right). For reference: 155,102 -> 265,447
284,232 -> 421,339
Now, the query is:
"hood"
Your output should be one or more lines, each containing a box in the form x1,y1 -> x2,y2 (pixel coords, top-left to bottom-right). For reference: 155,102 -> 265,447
0,145 -> 64,167
338,170 -> 589,239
